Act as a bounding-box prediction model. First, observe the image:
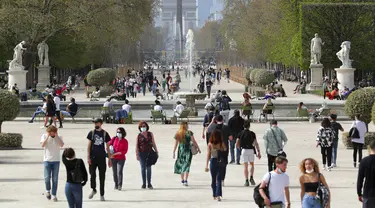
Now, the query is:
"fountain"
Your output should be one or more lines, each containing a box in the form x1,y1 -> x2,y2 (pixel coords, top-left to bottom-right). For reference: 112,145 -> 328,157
174,29 -> 206,116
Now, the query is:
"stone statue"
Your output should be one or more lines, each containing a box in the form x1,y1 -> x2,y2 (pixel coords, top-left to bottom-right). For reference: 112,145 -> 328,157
9,41 -> 26,70
310,33 -> 324,65
37,41 -> 49,66
336,41 -> 352,68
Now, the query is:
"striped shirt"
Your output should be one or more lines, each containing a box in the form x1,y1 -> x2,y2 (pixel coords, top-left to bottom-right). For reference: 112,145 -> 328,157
263,126 -> 288,156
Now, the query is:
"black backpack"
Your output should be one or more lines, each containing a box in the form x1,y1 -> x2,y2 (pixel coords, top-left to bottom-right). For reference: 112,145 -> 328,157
254,172 -> 271,207
349,125 -> 360,139
70,159 -> 84,183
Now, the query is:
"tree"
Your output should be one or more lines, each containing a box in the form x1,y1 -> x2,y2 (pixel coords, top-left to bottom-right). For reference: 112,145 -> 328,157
0,0 -> 157,70
0,90 -> 20,133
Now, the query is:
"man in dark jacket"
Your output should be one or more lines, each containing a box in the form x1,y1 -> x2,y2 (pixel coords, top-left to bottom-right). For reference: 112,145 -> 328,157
228,110 -> 245,164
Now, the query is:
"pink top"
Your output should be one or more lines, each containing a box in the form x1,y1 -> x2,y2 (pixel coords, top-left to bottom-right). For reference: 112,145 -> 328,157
108,137 -> 128,160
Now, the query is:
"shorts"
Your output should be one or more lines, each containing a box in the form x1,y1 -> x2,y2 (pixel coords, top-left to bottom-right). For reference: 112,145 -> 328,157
241,149 -> 254,163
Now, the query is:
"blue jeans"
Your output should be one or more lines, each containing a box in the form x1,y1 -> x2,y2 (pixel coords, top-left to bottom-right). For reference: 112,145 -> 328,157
302,194 -> 322,208
65,182 -> 82,208
61,111 -> 71,116
31,107 -> 44,121
236,147 -> 242,163
332,139 -> 338,164
139,152 -> 152,185
44,161 -> 60,196
229,139 -> 236,162
209,158 -> 224,197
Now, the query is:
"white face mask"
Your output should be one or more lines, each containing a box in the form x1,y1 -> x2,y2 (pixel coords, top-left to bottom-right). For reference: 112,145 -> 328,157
277,168 -> 284,174
305,169 -> 314,174
116,133 -> 122,138
141,127 -> 147,132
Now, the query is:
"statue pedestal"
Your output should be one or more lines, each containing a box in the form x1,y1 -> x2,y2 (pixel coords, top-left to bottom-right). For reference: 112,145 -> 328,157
308,64 -> 323,90
7,70 -> 28,92
37,65 -> 51,89
335,68 -> 356,90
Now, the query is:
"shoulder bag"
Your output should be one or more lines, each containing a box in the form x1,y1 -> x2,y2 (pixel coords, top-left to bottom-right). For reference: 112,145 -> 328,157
270,129 -> 287,158
70,159 -> 84,184
316,173 -> 330,207
253,172 -> 271,206
348,122 -> 360,139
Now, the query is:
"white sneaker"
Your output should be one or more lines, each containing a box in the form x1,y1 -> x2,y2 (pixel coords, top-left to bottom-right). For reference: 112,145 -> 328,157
52,196 -> 58,202
322,165 -> 326,171
327,167 -> 331,171
331,163 -> 336,168
100,196 -> 105,201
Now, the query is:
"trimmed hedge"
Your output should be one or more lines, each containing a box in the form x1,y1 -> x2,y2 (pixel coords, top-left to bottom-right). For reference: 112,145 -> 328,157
0,90 -> 20,133
345,87 -> 375,124
254,70 -> 276,86
0,133 -> 23,148
250,69 -> 262,83
87,68 -> 117,87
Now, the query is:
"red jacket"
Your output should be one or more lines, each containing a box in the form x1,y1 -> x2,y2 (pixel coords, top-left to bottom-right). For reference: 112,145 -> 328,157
108,137 -> 128,160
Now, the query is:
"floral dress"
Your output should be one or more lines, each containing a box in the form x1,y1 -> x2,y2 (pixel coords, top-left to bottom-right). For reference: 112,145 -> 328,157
174,131 -> 193,174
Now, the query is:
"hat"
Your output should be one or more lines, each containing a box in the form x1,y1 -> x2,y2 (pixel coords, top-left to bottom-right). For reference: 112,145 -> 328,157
92,118 -> 103,123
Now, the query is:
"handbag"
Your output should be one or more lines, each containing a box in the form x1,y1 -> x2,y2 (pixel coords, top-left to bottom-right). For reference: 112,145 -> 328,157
270,129 -> 287,158
316,173 -> 330,207
191,142 -> 199,155
70,159 -> 84,184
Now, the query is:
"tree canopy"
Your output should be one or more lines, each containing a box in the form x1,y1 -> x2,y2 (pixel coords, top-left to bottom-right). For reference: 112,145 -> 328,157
214,0 -> 375,72
0,0 -> 157,69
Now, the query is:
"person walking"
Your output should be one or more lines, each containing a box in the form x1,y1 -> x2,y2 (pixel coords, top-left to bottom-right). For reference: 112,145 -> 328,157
44,94 -> 56,128
218,90 -> 232,125
228,110 -> 245,164
40,125 -> 64,201
259,156 -> 291,208
136,121 -> 159,189
62,148 -> 88,208
316,118 -> 335,171
236,120 -> 261,186
49,92 -> 63,128
357,140 -> 375,208
108,127 -> 128,191
205,129 -> 227,201
299,158 -> 330,208
330,114 -> 344,168
173,121 -> 201,186
263,120 -> 288,172
207,115 -> 232,186
351,114 -> 367,168
86,118 -> 112,201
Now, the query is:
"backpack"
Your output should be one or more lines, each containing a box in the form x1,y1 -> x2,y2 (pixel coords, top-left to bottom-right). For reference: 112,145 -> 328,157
70,159 -> 84,183
220,96 -> 230,111
254,172 -> 271,206
349,124 -> 360,139
316,173 -> 330,207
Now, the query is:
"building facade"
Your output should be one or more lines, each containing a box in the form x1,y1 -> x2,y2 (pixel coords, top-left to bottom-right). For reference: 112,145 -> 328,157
159,0 -> 198,36
209,0 -> 223,21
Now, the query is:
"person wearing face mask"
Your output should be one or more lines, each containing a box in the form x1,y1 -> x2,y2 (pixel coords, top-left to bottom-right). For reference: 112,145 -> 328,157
259,156 -> 291,208
86,118 -> 112,201
207,115 -> 233,186
299,158 -> 330,208
40,125 -> 64,202
108,127 -> 128,191
136,121 -> 159,189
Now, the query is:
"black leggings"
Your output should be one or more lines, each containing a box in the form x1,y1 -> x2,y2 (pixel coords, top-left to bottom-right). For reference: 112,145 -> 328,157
352,142 -> 363,163
267,154 -> 277,172
320,146 -> 332,167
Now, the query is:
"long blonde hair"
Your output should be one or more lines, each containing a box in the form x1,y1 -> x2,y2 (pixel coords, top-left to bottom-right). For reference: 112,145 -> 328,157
175,121 -> 188,143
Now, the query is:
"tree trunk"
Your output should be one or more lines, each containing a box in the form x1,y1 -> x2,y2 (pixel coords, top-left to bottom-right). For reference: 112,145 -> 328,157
0,121 -> 3,133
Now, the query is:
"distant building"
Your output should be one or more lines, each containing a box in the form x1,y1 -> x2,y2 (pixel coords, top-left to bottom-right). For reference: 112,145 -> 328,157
157,0 -> 198,36
209,0 -> 223,21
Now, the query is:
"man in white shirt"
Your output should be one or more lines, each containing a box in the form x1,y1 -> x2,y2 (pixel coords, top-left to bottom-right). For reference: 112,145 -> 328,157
351,114 -> 367,168
29,98 -> 47,123
259,156 -> 290,208
40,126 -> 64,202
122,99 -> 131,114
49,93 -> 63,128
154,100 -> 163,112
174,101 -> 185,117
